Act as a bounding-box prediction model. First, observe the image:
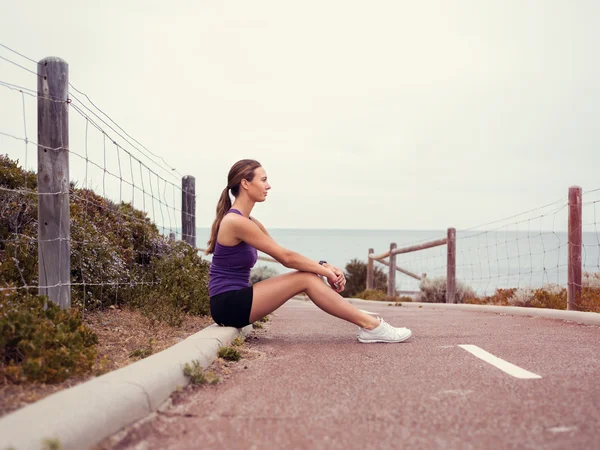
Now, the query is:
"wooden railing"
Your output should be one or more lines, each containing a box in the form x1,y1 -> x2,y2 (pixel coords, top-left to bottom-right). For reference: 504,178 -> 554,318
367,227 -> 457,302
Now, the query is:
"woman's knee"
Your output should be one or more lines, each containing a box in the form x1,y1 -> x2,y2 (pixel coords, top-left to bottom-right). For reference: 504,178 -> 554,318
289,270 -> 322,290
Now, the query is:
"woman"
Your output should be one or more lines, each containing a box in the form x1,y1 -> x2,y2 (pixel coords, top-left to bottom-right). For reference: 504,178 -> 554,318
206,159 -> 411,343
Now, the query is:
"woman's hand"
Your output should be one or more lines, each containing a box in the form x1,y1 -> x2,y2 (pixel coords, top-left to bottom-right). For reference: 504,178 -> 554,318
324,264 -> 346,293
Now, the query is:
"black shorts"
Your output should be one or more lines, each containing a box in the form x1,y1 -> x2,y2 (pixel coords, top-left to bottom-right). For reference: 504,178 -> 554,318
210,286 -> 254,328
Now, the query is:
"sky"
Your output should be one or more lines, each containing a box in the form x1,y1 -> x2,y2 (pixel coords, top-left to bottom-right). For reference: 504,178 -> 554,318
1,0 -> 599,231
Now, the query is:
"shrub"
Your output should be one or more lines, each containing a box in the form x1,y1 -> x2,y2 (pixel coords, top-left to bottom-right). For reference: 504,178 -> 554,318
507,284 -> 567,309
507,287 -> 535,307
218,346 -> 241,361
355,289 -> 387,301
579,286 -> 600,313
342,259 -> 388,298
137,241 -> 211,326
250,265 -> 278,285
355,289 -> 406,302
0,292 -> 98,383
418,277 -> 476,303
480,288 -> 516,306
0,156 -> 38,292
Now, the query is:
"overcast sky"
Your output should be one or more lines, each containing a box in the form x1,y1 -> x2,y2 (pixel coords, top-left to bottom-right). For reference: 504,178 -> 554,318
1,1 -> 599,231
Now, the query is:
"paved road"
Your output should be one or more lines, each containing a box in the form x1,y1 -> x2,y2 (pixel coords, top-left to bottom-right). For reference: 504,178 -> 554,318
105,299 -> 600,449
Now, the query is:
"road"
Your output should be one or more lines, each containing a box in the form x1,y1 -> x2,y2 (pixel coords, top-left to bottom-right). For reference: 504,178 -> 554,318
102,299 -> 600,449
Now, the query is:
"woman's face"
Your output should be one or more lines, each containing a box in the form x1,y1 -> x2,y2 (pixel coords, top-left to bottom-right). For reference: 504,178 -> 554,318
245,166 -> 271,202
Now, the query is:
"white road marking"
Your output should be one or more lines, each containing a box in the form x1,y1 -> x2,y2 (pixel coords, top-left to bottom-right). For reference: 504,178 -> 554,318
548,426 -> 577,433
459,345 -> 542,379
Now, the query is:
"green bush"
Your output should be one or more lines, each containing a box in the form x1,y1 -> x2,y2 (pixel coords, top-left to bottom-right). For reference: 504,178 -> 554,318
0,155 -> 211,325
0,156 -> 38,291
0,292 -> 97,383
137,241 -> 210,326
342,259 -> 388,298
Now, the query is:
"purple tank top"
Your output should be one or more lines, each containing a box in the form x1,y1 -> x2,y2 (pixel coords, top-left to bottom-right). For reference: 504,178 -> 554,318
208,209 -> 259,297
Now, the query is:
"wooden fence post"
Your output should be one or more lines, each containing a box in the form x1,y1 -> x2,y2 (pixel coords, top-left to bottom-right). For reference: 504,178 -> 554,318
568,186 -> 582,310
182,176 -> 196,247
37,57 -> 70,309
367,248 -> 374,290
388,243 -> 396,297
446,227 -> 456,303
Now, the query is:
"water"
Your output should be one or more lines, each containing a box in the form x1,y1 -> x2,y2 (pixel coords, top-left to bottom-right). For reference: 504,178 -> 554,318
194,228 -> 600,295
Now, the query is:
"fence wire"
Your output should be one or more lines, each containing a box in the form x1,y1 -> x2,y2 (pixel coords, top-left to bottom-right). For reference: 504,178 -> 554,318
0,45 -> 190,312
374,193 -> 599,303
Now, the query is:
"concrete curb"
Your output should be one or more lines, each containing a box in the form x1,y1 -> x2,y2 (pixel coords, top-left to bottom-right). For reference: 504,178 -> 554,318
0,323 -> 252,450
347,298 -> 600,326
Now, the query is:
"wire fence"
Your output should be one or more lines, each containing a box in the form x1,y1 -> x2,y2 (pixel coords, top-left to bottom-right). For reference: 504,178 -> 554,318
371,188 -> 599,309
0,45 -> 196,311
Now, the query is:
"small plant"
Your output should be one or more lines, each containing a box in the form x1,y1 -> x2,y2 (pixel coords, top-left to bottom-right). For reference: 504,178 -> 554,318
183,360 -> 207,385
218,346 -> 241,361
252,321 -> 264,329
257,314 -> 270,323
231,335 -> 245,346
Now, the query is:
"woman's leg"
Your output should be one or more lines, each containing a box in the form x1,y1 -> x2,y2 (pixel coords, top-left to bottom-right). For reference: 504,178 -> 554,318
250,271 -> 380,329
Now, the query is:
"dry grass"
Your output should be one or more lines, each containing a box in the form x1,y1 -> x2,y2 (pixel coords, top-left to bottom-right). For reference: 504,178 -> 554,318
466,285 -> 600,313
0,307 -> 213,418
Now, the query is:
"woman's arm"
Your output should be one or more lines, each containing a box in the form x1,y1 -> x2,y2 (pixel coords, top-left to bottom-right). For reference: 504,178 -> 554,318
231,215 -> 334,278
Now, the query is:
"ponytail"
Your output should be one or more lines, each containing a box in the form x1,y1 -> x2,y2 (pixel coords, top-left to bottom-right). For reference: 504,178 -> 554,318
206,159 -> 261,255
205,187 -> 232,254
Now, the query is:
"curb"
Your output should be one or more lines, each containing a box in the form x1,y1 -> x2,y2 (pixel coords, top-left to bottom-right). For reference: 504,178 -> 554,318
347,298 -> 600,326
0,323 -> 252,450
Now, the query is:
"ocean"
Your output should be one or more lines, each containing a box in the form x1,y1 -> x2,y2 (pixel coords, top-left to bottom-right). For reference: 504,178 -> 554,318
195,228 -> 600,295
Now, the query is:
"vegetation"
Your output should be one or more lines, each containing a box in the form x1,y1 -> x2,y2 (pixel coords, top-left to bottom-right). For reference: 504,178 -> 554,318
0,154 -> 211,383
342,258 -> 388,298
218,345 -> 241,362
183,360 -> 219,385
0,291 -> 97,383
231,334 -> 245,346
420,276 -> 599,313
250,265 -> 278,285
418,277 -> 477,304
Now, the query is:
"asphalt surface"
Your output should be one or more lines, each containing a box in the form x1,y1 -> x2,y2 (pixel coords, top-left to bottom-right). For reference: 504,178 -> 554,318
105,299 -> 600,449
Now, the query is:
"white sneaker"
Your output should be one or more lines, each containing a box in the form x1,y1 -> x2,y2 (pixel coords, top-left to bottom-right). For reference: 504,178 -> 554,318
357,318 -> 412,343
